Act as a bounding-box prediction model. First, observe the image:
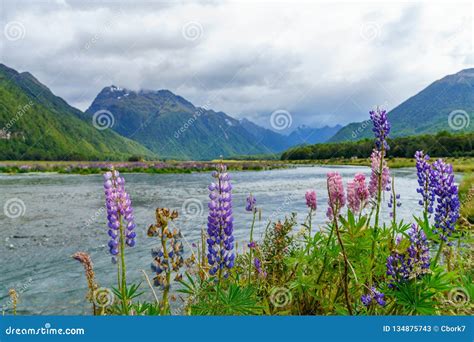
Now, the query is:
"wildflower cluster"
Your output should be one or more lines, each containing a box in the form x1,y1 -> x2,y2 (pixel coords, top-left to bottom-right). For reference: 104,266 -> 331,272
386,224 -> 430,288
361,287 -> 386,307
148,208 -> 185,289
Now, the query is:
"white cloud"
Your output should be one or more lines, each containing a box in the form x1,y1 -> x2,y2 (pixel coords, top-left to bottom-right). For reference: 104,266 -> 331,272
1,0 -> 472,130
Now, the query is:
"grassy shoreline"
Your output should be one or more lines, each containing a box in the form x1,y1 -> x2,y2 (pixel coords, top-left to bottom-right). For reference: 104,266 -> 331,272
1,157 -> 474,174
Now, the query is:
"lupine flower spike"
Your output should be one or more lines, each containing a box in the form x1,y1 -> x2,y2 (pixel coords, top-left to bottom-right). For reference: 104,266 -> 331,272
148,208 -> 191,314
305,190 -> 317,211
370,107 -> 391,151
415,151 -> 435,215
326,172 -> 345,220
431,159 -> 460,242
347,173 -> 370,214
207,163 -> 235,280
73,252 -> 99,314
368,150 -> 390,198
386,224 -> 430,288
103,170 -> 136,261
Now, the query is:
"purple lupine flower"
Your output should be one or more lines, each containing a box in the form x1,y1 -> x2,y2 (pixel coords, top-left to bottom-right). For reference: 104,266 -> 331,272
326,172 -> 345,220
305,190 -> 317,210
386,224 -> 430,288
246,194 -> 257,212
431,159 -> 460,242
415,151 -> 435,214
388,193 -> 401,217
104,170 -> 136,261
254,257 -> 266,278
207,164 -> 235,277
368,149 -> 390,197
370,107 -> 391,151
247,241 -> 256,249
361,287 -> 386,307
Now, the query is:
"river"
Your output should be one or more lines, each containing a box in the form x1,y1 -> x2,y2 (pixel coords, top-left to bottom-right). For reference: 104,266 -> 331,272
0,165 -> 453,315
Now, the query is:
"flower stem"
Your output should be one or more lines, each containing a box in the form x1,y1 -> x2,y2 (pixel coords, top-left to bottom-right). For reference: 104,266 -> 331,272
333,212 -> 353,315
370,144 -> 385,285
433,240 -> 445,267
248,210 -> 256,285
118,218 -> 129,315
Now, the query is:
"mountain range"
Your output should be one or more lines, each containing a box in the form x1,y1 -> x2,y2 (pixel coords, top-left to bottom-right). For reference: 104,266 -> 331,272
85,86 -> 341,159
330,68 -> 474,142
0,64 -> 154,160
0,63 -> 472,161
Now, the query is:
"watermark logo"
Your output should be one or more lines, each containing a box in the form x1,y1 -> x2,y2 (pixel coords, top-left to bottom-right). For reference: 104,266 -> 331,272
92,287 -> 114,307
4,198 -> 26,219
269,286 -> 292,308
448,110 -> 470,130
447,287 -> 470,307
92,110 -> 115,130
4,21 -> 26,41
270,109 -> 292,130
181,198 -> 204,219
360,22 -> 381,41
182,21 -> 203,41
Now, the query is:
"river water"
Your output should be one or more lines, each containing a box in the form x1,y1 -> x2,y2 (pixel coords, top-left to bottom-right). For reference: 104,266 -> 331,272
0,166 -> 452,315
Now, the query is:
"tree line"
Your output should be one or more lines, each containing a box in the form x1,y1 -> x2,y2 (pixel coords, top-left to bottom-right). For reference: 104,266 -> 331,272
281,131 -> 474,160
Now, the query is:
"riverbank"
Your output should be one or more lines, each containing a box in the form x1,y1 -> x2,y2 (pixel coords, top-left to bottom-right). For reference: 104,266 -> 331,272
0,160 -> 290,175
1,157 -> 473,175
288,157 -> 474,173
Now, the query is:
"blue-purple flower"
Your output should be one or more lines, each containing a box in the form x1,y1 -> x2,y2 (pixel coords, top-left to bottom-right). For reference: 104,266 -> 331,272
207,164 -> 235,277
254,257 -> 266,278
431,159 -> 460,241
361,287 -> 385,307
386,224 -> 430,288
388,193 -> 401,217
103,170 -> 136,260
415,151 -> 435,214
246,194 -> 257,212
370,108 -> 391,151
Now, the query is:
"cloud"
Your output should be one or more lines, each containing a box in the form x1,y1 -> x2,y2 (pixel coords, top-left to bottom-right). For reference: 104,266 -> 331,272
1,0 -> 472,130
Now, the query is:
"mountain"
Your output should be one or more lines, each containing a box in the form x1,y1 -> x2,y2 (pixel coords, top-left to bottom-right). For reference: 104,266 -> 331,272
86,86 -> 288,159
239,118 -> 290,152
286,124 -> 342,146
0,64 -> 155,160
329,69 -> 474,142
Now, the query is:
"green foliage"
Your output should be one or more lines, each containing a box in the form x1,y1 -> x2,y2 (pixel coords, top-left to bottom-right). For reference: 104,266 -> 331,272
282,132 -> 474,160
329,69 -> 474,142
179,276 -> 262,315
0,64 -> 155,161
459,173 -> 474,223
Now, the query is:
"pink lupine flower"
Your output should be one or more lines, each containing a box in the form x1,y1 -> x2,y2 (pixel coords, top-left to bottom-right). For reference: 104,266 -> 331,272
326,172 -> 345,219
368,150 -> 390,198
305,190 -> 317,210
348,173 -> 370,213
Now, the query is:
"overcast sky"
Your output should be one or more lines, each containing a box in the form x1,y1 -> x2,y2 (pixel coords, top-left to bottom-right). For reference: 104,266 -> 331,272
1,0 -> 473,130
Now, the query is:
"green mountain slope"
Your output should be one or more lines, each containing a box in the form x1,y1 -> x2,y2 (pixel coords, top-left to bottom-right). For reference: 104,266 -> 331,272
330,69 -> 474,142
0,64 -> 155,160
86,86 -> 279,160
